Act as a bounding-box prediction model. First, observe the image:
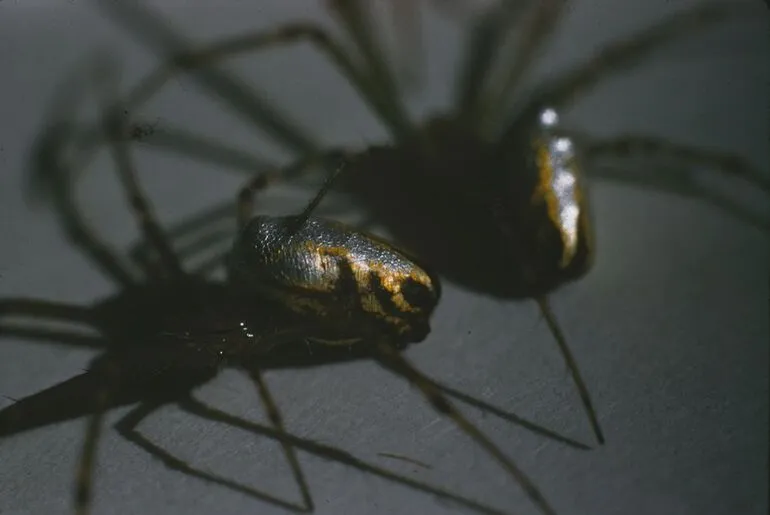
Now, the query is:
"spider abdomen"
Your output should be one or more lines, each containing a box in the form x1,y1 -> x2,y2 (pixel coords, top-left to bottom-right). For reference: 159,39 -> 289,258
228,216 -> 441,343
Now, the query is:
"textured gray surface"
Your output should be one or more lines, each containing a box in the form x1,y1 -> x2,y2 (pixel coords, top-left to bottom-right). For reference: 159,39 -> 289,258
0,1 -> 768,515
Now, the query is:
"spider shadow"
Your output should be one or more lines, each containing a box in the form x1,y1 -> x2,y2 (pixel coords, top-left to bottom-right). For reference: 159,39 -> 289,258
2,78 -> 589,515
0,306 -> 587,515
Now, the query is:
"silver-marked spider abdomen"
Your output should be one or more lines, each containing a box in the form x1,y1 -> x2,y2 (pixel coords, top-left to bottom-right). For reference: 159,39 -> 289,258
496,106 -> 594,293
228,216 -> 441,343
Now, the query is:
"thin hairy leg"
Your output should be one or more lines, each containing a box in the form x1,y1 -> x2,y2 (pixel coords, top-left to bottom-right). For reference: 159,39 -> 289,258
538,1 -> 752,112
115,399 -> 312,512
128,121 -> 275,175
120,21 -> 407,143
374,341 -> 557,515
478,0 -> 568,136
535,296 -> 604,445
326,0 -> 415,141
561,129 -> 770,229
388,0 -> 425,91
454,0 -> 534,120
180,396 -> 509,515
428,376 -> 591,450
247,369 -> 313,511
91,0 -> 317,157
583,135 -> 770,195
129,167 -> 358,274
593,168 -> 770,231
236,149 -> 351,230
128,200 -> 235,274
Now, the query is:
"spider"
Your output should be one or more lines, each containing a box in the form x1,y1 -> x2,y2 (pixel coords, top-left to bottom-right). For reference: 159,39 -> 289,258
0,58 -> 590,515
27,0 -> 769,461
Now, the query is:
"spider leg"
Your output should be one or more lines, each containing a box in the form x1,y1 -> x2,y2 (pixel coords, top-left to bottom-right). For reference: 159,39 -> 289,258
476,0 -> 569,135
454,0 -> 534,121
92,60 -> 185,279
29,119 -> 137,287
326,0 -> 414,140
114,399 -> 312,512
128,21 -> 408,142
131,146 -> 354,278
91,0 -> 317,157
428,376 -> 591,450
72,358 -> 123,515
130,165 -> 360,274
583,134 -> 770,196
537,1 -> 752,113
135,197 -> 363,280
562,130 -> 770,230
0,298 -> 101,351
236,149 -> 353,231
246,369 -> 313,511
0,298 -> 93,325
92,0 -> 411,149
590,166 -> 770,231
180,396 -> 509,515
128,121 -> 275,177
535,296 -> 604,445
388,0 -> 425,92
128,201 -> 235,275
374,342 -> 558,515
0,326 -> 105,351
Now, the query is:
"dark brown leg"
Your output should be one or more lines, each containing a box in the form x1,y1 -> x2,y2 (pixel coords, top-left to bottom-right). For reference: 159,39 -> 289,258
326,0 -> 414,140
476,0 -> 568,134
540,2 -> 751,110
536,296 -> 604,445
454,0 -> 534,120
584,134 -> 770,195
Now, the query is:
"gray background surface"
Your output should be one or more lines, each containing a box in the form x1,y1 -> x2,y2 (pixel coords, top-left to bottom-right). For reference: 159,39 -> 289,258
0,1 -> 768,515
